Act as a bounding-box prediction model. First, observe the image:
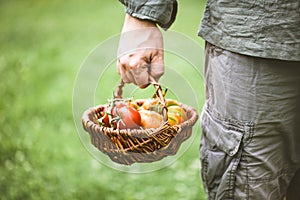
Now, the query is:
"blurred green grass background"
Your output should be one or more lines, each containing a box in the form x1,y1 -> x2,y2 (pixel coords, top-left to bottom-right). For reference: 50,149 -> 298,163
0,0 -> 206,199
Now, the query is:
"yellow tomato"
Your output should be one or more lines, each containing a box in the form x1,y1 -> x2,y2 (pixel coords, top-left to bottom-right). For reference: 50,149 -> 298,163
138,98 -> 186,127
168,113 -> 181,126
165,99 -> 180,107
168,105 -> 186,124
141,99 -> 159,110
139,109 -> 164,129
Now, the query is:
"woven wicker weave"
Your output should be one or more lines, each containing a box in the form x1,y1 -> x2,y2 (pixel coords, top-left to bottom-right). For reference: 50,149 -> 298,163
82,80 -> 198,165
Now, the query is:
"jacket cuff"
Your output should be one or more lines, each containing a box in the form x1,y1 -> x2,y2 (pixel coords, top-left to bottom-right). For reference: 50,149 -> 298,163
119,0 -> 177,30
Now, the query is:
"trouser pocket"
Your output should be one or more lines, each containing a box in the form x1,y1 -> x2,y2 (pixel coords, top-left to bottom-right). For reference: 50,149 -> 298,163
200,107 -> 252,200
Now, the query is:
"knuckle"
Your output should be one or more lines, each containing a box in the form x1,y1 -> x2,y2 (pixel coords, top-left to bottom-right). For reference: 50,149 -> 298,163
118,56 -> 128,65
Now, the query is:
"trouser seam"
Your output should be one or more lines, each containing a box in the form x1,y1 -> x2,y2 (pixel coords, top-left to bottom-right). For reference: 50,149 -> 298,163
243,154 -> 250,200
226,149 -> 243,199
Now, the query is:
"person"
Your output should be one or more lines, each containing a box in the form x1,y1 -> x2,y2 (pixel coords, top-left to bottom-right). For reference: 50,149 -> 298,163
116,0 -> 300,199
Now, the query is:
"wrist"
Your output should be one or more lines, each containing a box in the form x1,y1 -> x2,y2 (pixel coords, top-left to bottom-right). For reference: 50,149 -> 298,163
122,14 -> 157,32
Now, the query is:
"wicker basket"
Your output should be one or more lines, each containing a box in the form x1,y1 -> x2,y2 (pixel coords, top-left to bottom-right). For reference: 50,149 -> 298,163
82,80 -> 198,165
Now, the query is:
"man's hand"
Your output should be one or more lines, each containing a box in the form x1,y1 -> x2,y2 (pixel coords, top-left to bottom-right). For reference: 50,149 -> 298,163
117,14 -> 164,88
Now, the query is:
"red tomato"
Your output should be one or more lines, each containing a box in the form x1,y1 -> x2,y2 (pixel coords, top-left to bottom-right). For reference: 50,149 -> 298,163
112,102 -> 142,129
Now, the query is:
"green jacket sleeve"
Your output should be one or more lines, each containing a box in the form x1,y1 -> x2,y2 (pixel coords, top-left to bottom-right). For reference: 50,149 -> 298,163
119,0 -> 177,30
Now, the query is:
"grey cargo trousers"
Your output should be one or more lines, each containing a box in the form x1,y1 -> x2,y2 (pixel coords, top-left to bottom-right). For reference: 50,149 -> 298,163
200,43 -> 300,200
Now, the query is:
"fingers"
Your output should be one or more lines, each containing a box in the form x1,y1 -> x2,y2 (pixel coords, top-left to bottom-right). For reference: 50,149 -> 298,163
117,61 -> 134,84
117,48 -> 165,88
131,64 -> 150,88
117,52 -> 150,87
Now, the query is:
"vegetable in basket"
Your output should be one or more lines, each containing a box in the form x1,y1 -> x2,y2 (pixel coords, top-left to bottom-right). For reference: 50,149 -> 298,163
111,101 -> 142,129
97,97 -> 186,129
98,100 -> 142,129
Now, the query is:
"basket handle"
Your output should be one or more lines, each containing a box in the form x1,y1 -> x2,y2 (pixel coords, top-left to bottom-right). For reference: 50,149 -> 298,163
114,76 -> 168,122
